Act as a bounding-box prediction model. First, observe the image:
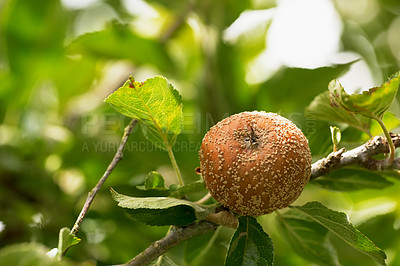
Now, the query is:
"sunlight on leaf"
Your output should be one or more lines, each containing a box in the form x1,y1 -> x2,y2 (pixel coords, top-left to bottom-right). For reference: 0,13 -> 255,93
305,91 -> 370,135
370,112 -> 400,136
57,227 -> 81,259
328,72 -> 400,164
144,171 -> 166,190
330,126 -> 341,152
105,76 -> 183,150
329,72 -> 400,120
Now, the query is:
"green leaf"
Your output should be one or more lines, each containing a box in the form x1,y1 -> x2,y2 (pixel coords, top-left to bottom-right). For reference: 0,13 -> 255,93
257,61 -> 355,113
2,0 -> 67,74
105,76 -> 183,150
136,178 -> 207,198
291,201 -> 387,265
276,210 -> 339,266
311,168 -> 394,191
305,91 -> 370,134
225,216 -> 274,266
330,126 -> 341,151
0,243 -> 71,266
357,212 -> 400,249
307,121 -> 338,157
57,227 -> 81,259
169,180 -> 207,198
110,188 -> 214,226
184,227 -> 221,266
184,232 -> 214,265
329,72 -> 400,120
144,171 -> 166,190
66,22 -> 172,72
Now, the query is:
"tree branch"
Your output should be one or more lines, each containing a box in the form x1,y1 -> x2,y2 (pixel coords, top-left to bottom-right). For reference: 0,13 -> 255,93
125,221 -> 218,266
123,133 -> 400,265
311,133 -> 400,179
70,119 -> 138,236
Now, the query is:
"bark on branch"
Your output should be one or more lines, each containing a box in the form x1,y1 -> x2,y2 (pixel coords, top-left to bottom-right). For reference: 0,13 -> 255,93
125,221 -> 218,266
71,119 -> 138,236
310,133 -> 400,179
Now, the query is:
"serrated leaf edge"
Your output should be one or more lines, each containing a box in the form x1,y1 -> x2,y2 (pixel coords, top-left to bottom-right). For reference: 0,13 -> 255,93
291,202 -> 386,265
104,75 -> 183,150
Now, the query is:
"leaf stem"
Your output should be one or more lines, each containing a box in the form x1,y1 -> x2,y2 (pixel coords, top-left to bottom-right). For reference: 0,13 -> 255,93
195,193 -> 212,204
167,146 -> 184,186
156,255 -> 164,266
375,117 -> 395,165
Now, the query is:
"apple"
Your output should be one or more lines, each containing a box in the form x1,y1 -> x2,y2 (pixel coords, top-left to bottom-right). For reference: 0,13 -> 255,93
199,111 -> 312,216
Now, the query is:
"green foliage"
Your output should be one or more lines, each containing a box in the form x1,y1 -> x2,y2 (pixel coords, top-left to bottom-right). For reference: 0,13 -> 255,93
329,71 -> 400,163
257,62 -> 355,113
136,171 -> 208,198
168,180 -> 208,198
110,188 -> 214,226
1,0 -> 67,75
66,22 -> 173,72
105,76 -> 183,150
311,167 -> 394,191
276,209 -> 339,266
0,243 -> 71,266
143,171 -> 167,190
371,112 -> 400,136
306,91 -> 371,135
290,202 -> 387,265
226,216 -> 274,266
329,72 -> 400,120
184,228 -> 221,266
330,126 -> 341,151
2,0 -> 400,265
56,228 -> 80,259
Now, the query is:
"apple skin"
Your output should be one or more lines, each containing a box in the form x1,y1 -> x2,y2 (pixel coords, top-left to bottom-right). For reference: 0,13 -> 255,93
199,111 -> 312,216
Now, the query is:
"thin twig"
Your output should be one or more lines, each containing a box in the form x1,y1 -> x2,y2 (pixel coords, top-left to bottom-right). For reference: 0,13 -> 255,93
125,221 -> 218,266
70,119 -> 138,236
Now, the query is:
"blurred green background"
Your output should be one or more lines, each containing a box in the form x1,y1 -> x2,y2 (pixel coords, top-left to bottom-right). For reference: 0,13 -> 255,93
1,0 -> 400,265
